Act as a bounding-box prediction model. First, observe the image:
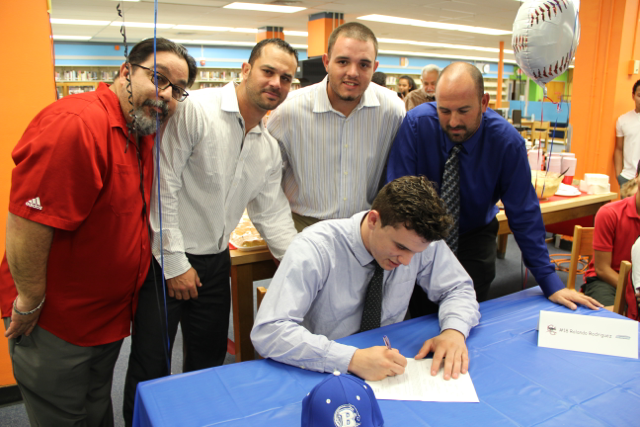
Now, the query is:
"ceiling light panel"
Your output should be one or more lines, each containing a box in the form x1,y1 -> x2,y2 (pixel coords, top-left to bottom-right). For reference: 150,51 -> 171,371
109,22 -> 175,29
229,28 -> 259,33
283,30 -> 308,37
173,25 -> 234,31
377,38 -> 514,54
223,2 -> 306,13
50,18 -> 111,26
379,49 -> 517,64
358,15 -> 511,36
53,35 -> 93,40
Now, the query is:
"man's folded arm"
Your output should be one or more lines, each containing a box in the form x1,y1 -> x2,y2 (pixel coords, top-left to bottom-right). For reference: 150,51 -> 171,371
250,237 -> 357,373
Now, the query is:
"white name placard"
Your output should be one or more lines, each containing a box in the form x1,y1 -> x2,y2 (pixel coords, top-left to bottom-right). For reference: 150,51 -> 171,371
538,310 -> 638,359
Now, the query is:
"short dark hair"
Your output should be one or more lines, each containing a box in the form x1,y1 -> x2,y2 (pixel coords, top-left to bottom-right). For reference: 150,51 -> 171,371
371,176 -> 453,242
327,22 -> 378,58
438,62 -> 485,101
636,158 -> 640,176
371,71 -> 386,87
399,75 -> 417,92
633,79 -> 640,95
127,37 -> 198,87
248,38 -> 298,66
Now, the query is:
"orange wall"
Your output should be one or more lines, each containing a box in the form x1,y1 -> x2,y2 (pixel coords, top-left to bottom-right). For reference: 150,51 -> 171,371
570,0 -> 640,191
0,0 -> 56,386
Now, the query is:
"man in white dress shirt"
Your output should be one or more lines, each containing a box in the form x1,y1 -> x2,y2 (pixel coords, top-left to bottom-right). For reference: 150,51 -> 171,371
252,176 -> 480,381
123,39 -> 299,426
614,79 -> 640,189
267,22 -> 406,231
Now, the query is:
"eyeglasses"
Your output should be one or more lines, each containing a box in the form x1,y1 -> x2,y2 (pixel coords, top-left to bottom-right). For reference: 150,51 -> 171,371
130,64 -> 189,102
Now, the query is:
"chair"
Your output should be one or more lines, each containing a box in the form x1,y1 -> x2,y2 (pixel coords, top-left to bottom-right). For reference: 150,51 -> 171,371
530,121 -> 551,151
567,225 -> 595,290
255,286 -> 268,359
257,286 -> 267,309
511,109 -> 529,137
612,261 -> 632,315
512,109 -> 522,124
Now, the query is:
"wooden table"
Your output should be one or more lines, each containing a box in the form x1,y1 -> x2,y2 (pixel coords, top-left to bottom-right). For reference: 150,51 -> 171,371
230,248 -> 277,362
496,192 -> 617,258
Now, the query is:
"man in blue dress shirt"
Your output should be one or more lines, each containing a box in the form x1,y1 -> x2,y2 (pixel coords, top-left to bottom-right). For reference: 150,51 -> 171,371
252,176 -> 480,382
387,62 -> 601,314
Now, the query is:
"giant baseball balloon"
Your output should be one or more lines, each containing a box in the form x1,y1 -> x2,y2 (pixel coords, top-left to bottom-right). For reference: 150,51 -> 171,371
512,0 -> 580,93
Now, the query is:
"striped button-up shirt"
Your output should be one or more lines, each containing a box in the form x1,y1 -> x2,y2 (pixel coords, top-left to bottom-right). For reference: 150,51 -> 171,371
267,76 -> 405,220
151,82 -> 297,279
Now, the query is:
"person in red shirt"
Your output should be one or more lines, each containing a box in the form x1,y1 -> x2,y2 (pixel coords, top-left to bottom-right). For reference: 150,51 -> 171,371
0,38 -> 196,426
582,161 -> 640,306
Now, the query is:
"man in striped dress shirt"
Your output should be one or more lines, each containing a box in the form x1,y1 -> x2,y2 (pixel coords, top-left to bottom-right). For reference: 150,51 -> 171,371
267,22 -> 406,231
123,39 -> 299,426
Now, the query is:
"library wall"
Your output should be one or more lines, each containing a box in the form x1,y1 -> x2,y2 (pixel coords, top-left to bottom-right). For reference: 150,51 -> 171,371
0,0 -> 56,387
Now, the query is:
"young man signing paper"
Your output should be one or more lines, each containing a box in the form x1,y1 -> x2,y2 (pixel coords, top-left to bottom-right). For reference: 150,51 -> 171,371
252,176 -> 480,381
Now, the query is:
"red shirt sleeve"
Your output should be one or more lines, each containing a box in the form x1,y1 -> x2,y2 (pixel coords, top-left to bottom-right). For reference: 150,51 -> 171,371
10,110 -> 105,231
592,204 -> 617,253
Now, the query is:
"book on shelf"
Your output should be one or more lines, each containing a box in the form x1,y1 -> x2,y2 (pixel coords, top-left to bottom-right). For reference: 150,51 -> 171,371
55,69 -> 116,82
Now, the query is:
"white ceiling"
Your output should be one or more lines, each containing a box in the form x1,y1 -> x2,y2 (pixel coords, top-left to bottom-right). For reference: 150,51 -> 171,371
50,0 -> 525,60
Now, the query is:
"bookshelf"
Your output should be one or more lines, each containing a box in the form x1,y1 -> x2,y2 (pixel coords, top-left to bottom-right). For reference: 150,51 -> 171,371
194,68 -> 300,90
382,72 -> 508,107
55,66 -> 118,98
53,65 -> 299,97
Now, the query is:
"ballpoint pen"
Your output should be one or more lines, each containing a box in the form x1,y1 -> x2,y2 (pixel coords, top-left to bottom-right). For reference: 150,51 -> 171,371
383,335 -> 391,350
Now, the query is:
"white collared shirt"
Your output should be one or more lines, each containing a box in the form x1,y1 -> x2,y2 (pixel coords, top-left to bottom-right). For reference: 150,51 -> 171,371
151,82 -> 297,279
267,76 -> 405,220
616,109 -> 640,179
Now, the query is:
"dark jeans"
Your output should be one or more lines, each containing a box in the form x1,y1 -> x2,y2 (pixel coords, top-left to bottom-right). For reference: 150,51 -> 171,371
123,250 -> 231,427
409,217 -> 499,318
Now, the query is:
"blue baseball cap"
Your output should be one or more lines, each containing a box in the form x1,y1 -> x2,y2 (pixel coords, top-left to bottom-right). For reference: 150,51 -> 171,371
301,372 -> 384,427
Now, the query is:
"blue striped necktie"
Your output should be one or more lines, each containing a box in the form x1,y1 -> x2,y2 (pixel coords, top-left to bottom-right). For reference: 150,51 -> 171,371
442,144 -> 462,254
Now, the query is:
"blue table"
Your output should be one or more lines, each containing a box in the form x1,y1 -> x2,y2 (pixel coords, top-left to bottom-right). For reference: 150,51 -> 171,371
133,288 -> 640,426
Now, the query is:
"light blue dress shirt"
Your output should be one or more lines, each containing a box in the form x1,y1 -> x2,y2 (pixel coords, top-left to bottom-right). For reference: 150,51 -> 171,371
251,211 -> 480,374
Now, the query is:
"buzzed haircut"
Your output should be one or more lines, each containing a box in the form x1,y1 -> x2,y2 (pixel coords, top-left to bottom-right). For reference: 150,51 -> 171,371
633,79 -> 640,95
372,176 -> 453,242
128,37 -> 198,87
327,22 -> 378,58
438,62 -> 485,101
248,38 -> 299,66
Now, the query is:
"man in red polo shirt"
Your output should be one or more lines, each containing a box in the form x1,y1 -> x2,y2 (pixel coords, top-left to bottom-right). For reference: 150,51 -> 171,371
582,160 -> 640,306
0,38 -> 196,426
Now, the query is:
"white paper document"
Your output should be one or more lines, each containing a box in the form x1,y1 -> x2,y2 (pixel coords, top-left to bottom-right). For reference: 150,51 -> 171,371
365,358 -> 479,402
538,310 -> 639,359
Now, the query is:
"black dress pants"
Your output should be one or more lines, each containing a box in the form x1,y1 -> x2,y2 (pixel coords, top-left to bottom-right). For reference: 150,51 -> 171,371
408,217 -> 499,318
123,250 -> 231,427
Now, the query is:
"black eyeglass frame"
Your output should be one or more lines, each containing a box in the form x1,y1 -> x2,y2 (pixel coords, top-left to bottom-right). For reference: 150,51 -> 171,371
130,63 -> 189,102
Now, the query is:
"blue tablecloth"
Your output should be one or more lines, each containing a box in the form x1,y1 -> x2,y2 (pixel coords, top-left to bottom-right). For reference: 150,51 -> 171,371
133,287 -> 640,426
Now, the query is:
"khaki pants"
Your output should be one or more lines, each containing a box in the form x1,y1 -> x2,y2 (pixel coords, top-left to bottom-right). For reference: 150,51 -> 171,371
4,317 -> 122,427
291,212 -> 322,232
